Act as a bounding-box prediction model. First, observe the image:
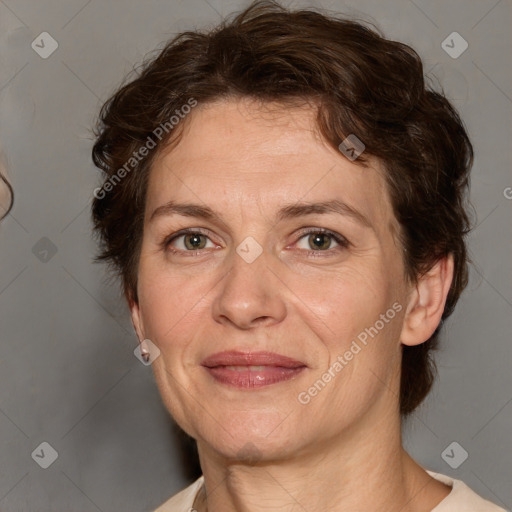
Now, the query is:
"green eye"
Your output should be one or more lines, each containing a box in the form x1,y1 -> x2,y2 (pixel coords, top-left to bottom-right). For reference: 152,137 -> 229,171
164,229 -> 216,253
162,227 -> 350,257
294,228 -> 350,254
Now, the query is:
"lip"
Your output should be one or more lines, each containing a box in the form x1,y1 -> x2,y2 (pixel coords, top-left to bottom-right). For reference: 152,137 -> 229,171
201,350 -> 307,389
201,350 -> 306,368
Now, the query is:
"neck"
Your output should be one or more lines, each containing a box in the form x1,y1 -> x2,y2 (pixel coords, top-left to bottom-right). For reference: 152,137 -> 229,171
194,398 -> 450,512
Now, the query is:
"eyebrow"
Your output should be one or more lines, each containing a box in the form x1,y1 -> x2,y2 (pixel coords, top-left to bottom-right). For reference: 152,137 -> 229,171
149,199 -> 373,229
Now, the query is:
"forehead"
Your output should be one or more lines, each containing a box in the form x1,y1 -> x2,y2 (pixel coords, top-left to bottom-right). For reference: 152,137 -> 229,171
146,98 -> 397,235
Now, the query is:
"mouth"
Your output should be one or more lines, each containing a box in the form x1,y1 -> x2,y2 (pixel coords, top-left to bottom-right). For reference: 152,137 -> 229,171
201,351 -> 307,389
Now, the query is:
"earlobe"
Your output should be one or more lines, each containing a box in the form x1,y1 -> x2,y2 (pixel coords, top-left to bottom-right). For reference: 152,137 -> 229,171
400,254 -> 454,347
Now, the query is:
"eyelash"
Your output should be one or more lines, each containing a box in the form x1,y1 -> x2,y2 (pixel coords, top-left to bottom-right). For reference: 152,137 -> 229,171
160,227 -> 350,258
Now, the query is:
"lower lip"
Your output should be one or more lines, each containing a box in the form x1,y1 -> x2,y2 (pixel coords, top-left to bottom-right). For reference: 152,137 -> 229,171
204,365 -> 306,388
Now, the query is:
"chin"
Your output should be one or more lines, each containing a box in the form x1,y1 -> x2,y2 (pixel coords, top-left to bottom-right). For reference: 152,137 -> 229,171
196,414 -> 300,461
207,433 -> 297,464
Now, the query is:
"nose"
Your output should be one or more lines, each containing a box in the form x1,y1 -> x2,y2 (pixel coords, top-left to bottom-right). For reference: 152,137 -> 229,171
211,245 -> 287,330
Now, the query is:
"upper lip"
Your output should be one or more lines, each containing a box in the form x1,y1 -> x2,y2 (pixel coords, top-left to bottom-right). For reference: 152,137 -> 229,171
201,350 -> 307,368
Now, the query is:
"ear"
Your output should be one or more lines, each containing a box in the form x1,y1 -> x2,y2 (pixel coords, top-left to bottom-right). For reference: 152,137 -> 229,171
128,293 -> 145,342
400,254 -> 454,347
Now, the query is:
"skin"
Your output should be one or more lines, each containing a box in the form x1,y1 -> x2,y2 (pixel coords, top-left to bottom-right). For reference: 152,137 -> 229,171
130,97 -> 454,512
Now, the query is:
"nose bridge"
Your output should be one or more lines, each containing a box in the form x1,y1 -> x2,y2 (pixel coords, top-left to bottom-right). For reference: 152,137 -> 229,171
212,235 -> 286,328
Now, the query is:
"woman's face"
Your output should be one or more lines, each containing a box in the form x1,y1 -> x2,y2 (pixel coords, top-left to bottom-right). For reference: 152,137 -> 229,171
131,98 -> 412,461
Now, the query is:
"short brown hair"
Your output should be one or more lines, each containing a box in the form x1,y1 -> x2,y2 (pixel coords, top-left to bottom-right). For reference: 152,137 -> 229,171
91,0 -> 473,416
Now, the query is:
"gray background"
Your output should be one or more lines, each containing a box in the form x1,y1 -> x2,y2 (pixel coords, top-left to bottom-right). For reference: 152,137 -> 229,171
0,0 -> 511,511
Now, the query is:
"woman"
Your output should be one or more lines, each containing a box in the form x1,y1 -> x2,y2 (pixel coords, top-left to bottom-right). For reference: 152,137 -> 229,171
91,1 -> 506,510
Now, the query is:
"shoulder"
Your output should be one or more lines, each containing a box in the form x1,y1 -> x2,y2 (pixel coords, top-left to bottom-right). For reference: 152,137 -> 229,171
427,470 -> 508,512
149,471 -> 509,511
152,476 -> 204,512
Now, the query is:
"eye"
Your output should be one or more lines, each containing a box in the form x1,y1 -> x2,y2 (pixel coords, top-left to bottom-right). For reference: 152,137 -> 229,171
161,227 -> 350,257
294,228 -> 349,255
163,229 -> 218,255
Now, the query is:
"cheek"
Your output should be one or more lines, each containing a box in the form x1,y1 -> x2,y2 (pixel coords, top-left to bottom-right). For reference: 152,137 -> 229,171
298,262 -> 398,341
135,266 -> 214,434
293,271 -> 404,434
296,263 -> 404,396
136,257 -> 209,342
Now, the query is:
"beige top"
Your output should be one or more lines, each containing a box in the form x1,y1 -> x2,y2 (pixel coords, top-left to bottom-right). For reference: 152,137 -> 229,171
153,469 -> 508,511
